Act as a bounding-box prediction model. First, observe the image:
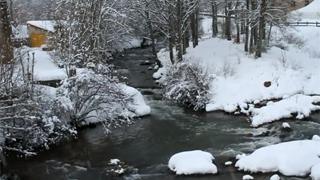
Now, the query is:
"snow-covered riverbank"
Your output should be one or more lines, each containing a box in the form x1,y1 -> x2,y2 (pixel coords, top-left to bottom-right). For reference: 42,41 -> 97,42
154,0 -> 320,127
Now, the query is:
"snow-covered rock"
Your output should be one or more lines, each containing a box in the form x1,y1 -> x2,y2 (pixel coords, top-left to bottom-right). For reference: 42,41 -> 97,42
282,122 -> 291,129
120,84 -> 151,117
109,159 -> 120,165
235,140 -> 320,176
250,95 -> 320,127
168,150 -> 218,175
312,135 -> 320,141
270,174 -> 280,180
243,175 -> 254,180
311,163 -> 320,180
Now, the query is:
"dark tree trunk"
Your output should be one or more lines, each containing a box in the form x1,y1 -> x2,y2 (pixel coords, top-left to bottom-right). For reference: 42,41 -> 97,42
190,1 -> 199,48
244,0 -> 250,52
235,1 -> 240,43
145,9 -> 160,66
194,6 -> 199,47
211,1 -> 218,37
256,0 -> 266,58
183,29 -> 189,54
249,0 -> 257,54
0,0 -> 13,64
176,0 -> 183,62
225,1 -> 232,41
168,4 -> 175,64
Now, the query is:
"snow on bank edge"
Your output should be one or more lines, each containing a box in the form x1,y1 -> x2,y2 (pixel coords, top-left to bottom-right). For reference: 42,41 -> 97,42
235,138 -> 320,177
120,84 -> 151,117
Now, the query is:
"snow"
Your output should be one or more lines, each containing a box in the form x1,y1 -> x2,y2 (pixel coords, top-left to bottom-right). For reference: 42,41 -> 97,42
250,95 -> 320,127
294,0 -> 320,20
109,159 -> 120,165
225,161 -> 233,166
27,20 -> 56,32
13,25 -> 28,39
26,48 -> 67,81
154,1 -> 320,126
243,175 -> 254,180
313,135 -> 320,141
311,163 -> 320,180
168,150 -> 218,175
120,84 -> 151,117
235,138 -> 320,176
281,122 -> 291,129
270,174 -> 280,180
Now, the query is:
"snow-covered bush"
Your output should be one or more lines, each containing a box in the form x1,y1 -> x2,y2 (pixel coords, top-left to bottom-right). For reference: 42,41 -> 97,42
163,62 -> 212,111
0,85 -> 75,156
54,69 -> 134,130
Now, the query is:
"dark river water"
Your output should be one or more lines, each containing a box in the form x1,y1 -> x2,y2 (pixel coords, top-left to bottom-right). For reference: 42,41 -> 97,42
5,48 -> 320,180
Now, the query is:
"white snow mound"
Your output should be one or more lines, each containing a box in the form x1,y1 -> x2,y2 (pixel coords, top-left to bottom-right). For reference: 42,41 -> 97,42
168,150 -> 218,175
243,175 -> 254,180
311,163 -> 320,180
120,84 -> 151,116
235,139 -> 320,176
270,174 -> 280,180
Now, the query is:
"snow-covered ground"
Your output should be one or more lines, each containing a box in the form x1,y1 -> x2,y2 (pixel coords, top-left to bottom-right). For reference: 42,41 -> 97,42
20,48 -> 67,81
235,137 -> 320,178
154,0 -> 320,127
168,150 -> 218,175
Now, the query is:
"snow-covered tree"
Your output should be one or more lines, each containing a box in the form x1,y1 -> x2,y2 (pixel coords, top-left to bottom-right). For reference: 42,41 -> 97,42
53,0 -> 130,70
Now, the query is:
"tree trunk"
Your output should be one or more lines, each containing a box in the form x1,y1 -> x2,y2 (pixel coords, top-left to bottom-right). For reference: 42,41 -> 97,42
256,0 -> 266,58
145,9 -> 160,66
211,1 -> 218,37
190,1 -> 199,48
176,0 -> 183,62
0,0 -> 13,64
235,1 -> 240,43
225,1 -> 232,41
168,4 -> 175,64
244,0 -> 250,52
194,5 -> 199,47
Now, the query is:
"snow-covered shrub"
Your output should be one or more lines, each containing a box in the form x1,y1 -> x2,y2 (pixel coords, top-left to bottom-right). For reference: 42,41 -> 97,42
163,62 -> 212,111
0,85 -> 75,156
54,69 -> 133,130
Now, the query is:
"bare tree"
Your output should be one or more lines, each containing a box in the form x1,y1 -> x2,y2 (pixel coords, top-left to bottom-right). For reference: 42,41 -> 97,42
0,0 -> 13,64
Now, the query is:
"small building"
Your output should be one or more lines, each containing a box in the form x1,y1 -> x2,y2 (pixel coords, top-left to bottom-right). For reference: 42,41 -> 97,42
12,25 -> 29,47
26,20 -> 56,47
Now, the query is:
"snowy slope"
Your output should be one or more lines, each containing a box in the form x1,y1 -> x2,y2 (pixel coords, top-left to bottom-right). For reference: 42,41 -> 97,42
27,48 -> 67,81
155,2 -> 320,127
294,0 -> 320,20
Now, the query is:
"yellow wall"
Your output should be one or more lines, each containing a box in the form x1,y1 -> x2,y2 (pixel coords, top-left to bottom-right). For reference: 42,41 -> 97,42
27,25 -> 50,47
30,33 -> 47,47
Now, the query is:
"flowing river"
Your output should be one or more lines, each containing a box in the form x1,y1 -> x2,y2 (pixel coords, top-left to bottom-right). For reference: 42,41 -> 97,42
6,47 -> 320,180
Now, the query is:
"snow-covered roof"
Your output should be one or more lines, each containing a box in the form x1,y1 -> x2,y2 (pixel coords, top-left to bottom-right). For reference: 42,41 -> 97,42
294,0 -> 320,20
12,25 -> 28,39
27,20 -> 56,32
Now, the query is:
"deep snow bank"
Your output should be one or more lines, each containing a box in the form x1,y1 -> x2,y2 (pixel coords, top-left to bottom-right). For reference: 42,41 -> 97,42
155,36 -> 320,127
235,138 -> 320,177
